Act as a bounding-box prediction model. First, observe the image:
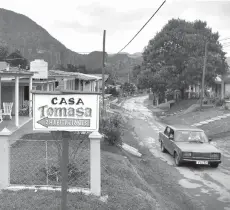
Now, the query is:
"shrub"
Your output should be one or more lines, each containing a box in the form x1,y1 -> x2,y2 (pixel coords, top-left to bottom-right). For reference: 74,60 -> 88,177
37,162 -> 84,183
105,87 -> 119,97
215,98 -> 225,107
99,114 -> 123,146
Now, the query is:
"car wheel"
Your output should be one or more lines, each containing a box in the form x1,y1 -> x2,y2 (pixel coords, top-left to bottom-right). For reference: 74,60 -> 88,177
160,141 -> 166,153
174,152 -> 181,166
210,163 -> 219,168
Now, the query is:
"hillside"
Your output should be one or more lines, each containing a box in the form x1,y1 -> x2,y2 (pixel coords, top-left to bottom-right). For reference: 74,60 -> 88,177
0,8 -> 142,77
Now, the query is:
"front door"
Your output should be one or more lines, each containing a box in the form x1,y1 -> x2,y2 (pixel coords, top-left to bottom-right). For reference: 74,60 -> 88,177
24,86 -> 29,101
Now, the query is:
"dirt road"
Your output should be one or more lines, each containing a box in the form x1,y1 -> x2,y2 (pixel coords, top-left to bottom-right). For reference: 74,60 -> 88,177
122,95 -> 230,210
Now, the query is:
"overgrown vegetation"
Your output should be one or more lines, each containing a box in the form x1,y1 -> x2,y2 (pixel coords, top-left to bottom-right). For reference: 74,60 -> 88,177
105,86 -> 120,97
99,114 -> 124,146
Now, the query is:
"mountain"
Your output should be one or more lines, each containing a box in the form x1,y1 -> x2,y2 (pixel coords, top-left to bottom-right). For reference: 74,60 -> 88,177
0,8 -> 88,67
0,8 -> 142,80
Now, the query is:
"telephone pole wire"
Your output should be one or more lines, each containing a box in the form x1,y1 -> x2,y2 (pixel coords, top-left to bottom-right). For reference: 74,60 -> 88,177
117,0 -> 166,54
200,41 -> 208,110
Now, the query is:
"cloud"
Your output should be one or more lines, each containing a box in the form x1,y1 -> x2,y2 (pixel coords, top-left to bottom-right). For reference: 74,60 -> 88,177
53,2 -> 172,34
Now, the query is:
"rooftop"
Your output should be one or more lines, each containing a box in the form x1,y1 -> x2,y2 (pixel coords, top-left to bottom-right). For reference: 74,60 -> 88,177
48,70 -> 99,81
0,68 -> 34,77
90,74 -> 109,81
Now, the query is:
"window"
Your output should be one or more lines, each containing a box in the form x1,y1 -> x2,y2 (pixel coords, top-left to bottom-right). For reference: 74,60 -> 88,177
175,131 -> 208,142
164,127 -> 170,136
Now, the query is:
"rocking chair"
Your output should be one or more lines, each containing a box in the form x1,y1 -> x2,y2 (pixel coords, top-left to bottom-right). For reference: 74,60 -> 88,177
2,102 -> 13,120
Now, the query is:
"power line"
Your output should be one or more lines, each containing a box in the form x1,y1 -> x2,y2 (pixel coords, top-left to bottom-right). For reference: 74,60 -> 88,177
116,0 -> 166,54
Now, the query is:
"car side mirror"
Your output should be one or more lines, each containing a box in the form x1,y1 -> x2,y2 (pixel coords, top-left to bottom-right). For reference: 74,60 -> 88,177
208,137 -> 212,142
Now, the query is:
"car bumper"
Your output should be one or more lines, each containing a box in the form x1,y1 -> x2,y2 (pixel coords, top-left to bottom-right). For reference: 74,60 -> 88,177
181,159 -> 221,164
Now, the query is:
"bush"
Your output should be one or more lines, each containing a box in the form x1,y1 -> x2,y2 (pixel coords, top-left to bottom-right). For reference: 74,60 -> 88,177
215,98 -> 225,107
105,87 -> 119,97
99,114 -> 123,146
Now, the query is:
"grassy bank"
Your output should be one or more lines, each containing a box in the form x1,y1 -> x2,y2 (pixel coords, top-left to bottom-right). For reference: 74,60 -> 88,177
2,128 -> 159,210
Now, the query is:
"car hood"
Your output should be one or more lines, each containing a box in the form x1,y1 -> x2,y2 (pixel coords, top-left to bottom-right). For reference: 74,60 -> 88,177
175,142 -> 221,153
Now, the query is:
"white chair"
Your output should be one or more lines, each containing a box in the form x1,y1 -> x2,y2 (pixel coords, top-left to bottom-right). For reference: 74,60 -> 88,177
2,102 -> 13,120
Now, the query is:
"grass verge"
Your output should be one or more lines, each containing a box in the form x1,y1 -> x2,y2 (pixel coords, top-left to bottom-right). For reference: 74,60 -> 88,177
161,106 -> 230,138
3,130 -> 159,210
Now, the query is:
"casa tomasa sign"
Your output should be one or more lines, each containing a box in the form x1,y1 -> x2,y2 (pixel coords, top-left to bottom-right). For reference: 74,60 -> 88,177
32,92 -> 100,131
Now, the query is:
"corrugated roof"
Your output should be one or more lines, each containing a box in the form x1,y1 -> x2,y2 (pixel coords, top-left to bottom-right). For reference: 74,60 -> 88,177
0,68 -> 34,76
48,70 -> 98,81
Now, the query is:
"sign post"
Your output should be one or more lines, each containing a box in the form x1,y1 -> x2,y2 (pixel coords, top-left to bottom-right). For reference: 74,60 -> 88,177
32,91 -> 100,209
61,131 -> 70,210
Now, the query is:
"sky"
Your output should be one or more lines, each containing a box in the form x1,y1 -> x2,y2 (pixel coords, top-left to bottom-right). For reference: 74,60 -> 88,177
1,0 -> 230,55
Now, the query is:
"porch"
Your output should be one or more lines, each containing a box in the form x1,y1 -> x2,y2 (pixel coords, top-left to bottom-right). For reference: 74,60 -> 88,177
0,116 -> 31,133
0,68 -> 34,130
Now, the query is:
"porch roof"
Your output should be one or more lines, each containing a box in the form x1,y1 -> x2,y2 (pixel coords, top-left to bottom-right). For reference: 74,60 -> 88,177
0,68 -> 34,77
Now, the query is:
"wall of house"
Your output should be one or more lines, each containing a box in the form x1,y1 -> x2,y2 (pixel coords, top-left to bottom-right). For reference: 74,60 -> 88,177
225,84 -> 230,97
84,81 -> 91,92
1,86 -> 24,115
1,86 -> 14,110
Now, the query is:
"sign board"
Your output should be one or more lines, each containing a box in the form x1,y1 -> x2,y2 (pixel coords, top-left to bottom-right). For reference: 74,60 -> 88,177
33,93 -> 100,131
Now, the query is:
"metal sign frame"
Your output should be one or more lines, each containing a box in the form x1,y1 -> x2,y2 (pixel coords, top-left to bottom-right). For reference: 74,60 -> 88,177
32,90 -> 100,132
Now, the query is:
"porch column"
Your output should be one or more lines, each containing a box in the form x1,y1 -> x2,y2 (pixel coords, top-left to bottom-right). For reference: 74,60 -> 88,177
15,76 -> 19,127
83,81 -> 86,91
29,76 -> 33,117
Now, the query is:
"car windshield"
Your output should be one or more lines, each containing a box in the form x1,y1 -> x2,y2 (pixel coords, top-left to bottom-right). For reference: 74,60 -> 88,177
175,130 -> 208,143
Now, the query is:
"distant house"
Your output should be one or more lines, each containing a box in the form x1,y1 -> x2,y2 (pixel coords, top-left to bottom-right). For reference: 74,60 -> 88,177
29,60 -> 102,92
214,73 -> 230,99
0,61 -> 10,71
89,74 -> 109,90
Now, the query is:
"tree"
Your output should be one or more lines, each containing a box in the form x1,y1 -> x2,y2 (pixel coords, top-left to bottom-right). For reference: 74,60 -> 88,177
0,45 -> 8,61
66,64 -> 87,73
132,64 -> 142,79
122,82 -> 136,95
53,64 -> 66,71
141,18 -> 228,99
6,50 -> 29,69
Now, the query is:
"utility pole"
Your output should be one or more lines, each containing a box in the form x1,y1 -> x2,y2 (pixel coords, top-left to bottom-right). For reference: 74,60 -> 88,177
102,30 -> 106,116
200,41 -> 208,110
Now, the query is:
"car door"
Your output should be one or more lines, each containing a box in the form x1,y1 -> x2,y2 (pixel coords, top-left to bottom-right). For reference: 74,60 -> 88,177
162,126 -> 170,151
167,128 -> 175,155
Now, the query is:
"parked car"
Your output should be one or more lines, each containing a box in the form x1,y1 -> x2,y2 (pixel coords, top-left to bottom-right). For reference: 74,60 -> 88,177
159,124 -> 221,168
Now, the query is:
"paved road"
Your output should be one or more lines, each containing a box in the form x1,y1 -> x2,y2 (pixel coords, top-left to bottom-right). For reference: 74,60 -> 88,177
122,95 -> 230,210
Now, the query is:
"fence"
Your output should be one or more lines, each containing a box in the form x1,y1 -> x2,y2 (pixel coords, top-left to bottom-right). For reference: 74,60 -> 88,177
10,138 -> 90,188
